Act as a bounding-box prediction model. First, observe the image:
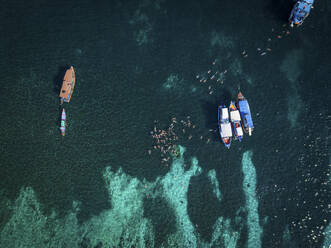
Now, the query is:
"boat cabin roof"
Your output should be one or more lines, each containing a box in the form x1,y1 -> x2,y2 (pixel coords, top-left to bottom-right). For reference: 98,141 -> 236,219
236,126 -> 243,136
222,108 -> 229,119
221,123 -> 232,137
238,100 -> 254,128
230,110 -> 241,121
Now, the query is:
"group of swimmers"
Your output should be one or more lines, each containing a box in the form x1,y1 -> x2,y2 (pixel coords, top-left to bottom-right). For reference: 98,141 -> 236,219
149,116 -> 197,166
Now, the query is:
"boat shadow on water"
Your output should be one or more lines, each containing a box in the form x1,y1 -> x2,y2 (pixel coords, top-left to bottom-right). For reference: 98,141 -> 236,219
56,105 -> 62,133
265,0 -> 293,22
52,66 -> 69,95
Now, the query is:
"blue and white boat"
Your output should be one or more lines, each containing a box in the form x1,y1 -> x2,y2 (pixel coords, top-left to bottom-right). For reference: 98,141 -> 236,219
236,92 -> 254,136
289,0 -> 314,27
218,105 -> 232,149
229,101 -> 244,141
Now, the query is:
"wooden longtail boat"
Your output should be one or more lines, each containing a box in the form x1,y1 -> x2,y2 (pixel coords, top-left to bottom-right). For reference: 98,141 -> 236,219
59,66 -> 75,104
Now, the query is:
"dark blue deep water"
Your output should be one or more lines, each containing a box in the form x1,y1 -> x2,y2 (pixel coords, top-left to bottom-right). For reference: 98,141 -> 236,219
0,0 -> 330,247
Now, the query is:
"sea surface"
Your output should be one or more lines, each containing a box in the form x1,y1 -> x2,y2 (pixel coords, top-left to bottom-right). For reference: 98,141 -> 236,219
0,0 -> 330,247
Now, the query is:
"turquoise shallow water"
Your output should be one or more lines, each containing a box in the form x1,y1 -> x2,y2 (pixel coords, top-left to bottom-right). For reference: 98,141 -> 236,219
0,0 -> 330,247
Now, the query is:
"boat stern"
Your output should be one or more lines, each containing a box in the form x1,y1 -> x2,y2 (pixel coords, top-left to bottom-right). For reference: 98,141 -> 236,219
222,137 -> 231,149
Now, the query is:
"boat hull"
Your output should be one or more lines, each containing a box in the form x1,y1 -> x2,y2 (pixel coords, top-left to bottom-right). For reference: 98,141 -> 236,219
289,0 -> 314,27
218,105 -> 232,149
59,66 -> 75,103
236,92 -> 254,136
60,109 -> 66,136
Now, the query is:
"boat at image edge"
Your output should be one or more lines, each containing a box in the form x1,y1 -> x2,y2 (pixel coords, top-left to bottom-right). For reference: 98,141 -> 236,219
59,66 -> 75,104
236,92 -> 254,136
218,105 -> 232,149
229,101 -> 244,141
289,0 -> 314,27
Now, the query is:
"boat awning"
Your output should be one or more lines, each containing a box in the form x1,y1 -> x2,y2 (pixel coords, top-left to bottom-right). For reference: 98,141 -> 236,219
221,123 -> 232,137
238,100 -> 254,128
230,110 -> 241,121
222,108 -> 229,119
236,126 -> 243,136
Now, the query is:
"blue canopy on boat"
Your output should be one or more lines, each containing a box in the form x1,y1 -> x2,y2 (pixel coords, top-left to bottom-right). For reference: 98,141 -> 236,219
238,100 -> 254,128
289,0 -> 314,26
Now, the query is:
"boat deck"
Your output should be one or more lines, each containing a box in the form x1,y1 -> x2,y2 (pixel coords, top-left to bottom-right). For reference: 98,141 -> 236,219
59,66 -> 75,103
